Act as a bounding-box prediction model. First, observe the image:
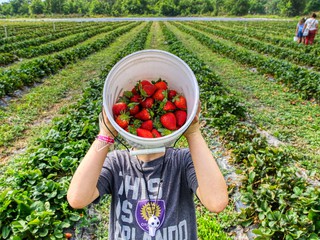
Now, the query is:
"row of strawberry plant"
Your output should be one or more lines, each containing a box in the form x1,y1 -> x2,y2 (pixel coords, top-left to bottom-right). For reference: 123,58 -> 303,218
162,22 -> 319,239
1,22 -> 88,35
0,22 -> 107,53
219,21 -> 295,35
173,22 -> 320,102
0,22 -> 140,99
192,22 -> 320,70
0,22 -> 100,45
216,22 -> 320,55
0,22 -> 127,66
0,22 -> 151,240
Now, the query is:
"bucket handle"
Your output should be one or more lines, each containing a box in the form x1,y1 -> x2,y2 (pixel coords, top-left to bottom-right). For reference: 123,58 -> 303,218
129,147 -> 166,156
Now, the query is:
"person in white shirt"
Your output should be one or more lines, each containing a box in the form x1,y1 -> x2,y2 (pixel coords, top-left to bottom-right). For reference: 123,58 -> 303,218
302,13 -> 318,45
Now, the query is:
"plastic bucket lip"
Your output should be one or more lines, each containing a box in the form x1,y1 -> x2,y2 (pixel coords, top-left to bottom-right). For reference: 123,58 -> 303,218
103,49 -> 199,149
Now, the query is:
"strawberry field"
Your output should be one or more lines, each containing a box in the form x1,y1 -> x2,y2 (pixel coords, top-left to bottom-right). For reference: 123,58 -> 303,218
0,19 -> 319,240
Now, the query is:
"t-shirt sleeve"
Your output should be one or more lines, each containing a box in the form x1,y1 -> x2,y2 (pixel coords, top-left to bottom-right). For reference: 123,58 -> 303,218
92,154 -> 115,204
183,149 -> 198,194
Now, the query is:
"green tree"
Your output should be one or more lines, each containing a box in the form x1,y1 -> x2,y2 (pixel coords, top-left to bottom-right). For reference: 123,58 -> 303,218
249,0 -> 267,14
29,0 -> 44,14
158,0 -> 178,16
122,0 -> 145,14
51,0 -> 64,13
0,3 -> 13,15
278,0 -> 307,16
9,0 -> 29,15
224,0 -> 250,15
264,0 -> 280,15
89,0 -> 110,14
213,0 -> 223,16
304,0 -> 320,14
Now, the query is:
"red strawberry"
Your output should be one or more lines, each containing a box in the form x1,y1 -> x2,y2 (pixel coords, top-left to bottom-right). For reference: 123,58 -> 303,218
151,129 -> 162,138
173,95 -> 187,110
163,101 -> 176,111
132,86 -> 138,95
160,112 -> 177,130
128,102 -> 140,115
115,113 -> 130,129
175,110 -> 187,128
130,94 -> 141,103
139,80 -> 156,97
137,128 -> 153,138
112,102 -> 127,116
153,89 -> 167,101
140,97 -> 154,108
168,90 -> 177,100
141,120 -> 153,131
135,109 -> 152,121
140,80 -> 153,86
154,80 -> 168,90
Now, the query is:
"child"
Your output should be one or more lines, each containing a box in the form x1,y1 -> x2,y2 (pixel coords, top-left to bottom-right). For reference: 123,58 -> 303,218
295,17 -> 306,44
67,105 -> 228,239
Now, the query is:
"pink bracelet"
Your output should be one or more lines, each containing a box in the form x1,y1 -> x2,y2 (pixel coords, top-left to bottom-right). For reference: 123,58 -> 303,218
96,135 -> 115,144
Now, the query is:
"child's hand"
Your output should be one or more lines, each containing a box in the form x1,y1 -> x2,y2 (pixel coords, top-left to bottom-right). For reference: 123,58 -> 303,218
183,102 -> 201,138
99,108 -> 118,137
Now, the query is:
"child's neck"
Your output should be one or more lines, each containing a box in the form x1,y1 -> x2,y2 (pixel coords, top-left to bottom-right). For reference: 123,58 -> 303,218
136,152 -> 165,163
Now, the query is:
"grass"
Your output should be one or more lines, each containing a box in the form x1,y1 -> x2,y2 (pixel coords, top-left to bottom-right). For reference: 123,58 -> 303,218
166,22 -> 320,172
0,23 -> 146,162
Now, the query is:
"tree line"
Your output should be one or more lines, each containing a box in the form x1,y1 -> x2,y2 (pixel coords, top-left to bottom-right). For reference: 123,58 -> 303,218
0,0 -> 319,17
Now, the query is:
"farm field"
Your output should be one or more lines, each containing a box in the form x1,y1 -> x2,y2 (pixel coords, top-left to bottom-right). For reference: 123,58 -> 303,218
0,19 -> 319,239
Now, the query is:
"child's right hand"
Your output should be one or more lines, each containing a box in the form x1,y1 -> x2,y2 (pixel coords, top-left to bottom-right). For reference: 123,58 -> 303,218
99,108 -> 118,137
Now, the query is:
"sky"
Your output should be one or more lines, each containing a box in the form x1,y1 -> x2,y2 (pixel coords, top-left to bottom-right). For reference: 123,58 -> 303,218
0,0 -> 10,3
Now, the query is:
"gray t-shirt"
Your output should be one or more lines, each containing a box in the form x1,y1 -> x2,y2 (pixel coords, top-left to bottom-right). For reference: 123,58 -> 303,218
94,147 -> 199,240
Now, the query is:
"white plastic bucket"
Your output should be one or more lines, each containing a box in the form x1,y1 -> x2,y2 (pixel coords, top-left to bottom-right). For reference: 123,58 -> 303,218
103,49 -> 199,154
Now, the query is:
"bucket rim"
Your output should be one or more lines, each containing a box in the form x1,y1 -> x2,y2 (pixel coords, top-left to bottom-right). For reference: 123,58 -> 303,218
103,49 -> 199,146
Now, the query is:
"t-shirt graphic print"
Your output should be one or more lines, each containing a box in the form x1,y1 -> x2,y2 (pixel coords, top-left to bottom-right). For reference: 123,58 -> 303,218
135,200 -> 166,235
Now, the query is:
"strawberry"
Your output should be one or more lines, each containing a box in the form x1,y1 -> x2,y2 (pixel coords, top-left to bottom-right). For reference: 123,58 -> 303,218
140,80 -> 153,86
151,129 -> 162,138
160,112 -> 177,130
65,233 -> 72,239
140,97 -> 154,108
141,120 -> 153,131
131,86 -> 138,95
137,128 -> 153,138
154,79 -> 168,90
115,112 -> 130,129
163,101 -> 176,111
128,102 -> 140,115
112,102 -> 127,116
130,94 -> 141,103
139,80 -> 156,97
153,89 -> 167,101
173,95 -> 187,110
135,108 -> 153,121
175,110 -> 187,128
168,90 -> 177,100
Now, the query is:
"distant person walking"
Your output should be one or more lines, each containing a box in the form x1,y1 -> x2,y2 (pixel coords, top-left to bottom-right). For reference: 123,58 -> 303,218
295,18 -> 306,43
303,13 -> 318,45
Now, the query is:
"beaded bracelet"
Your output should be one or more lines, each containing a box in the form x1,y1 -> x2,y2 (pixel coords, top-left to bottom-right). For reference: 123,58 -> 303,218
96,135 -> 115,144
95,135 -> 115,151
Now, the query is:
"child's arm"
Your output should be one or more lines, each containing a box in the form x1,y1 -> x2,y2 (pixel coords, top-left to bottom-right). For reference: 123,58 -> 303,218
184,105 -> 228,213
67,110 -> 117,209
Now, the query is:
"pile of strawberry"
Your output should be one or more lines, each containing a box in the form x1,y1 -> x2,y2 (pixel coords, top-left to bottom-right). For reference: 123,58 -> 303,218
112,79 -> 187,138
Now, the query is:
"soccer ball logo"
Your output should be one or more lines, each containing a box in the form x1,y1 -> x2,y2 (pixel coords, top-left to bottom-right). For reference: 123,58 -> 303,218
148,215 -> 160,236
